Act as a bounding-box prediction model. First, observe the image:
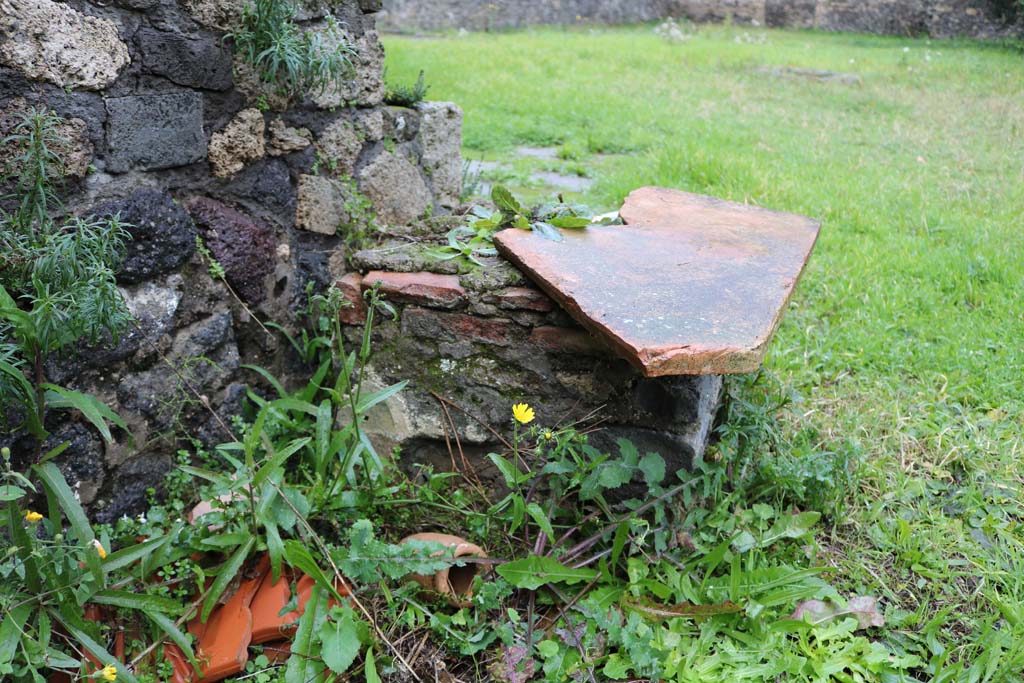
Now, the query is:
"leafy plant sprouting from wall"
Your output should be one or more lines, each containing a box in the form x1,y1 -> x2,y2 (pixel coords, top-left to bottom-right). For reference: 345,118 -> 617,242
0,107 -> 131,457
0,108 -> 201,683
384,69 -> 429,107
230,0 -> 357,97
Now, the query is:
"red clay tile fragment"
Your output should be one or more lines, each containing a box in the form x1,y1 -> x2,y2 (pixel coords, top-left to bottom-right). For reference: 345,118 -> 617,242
491,286 -> 554,312
186,555 -> 268,683
337,272 -> 367,324
363,270 -> 466,308
164,644 -> 196,683
494,187 -> 820,376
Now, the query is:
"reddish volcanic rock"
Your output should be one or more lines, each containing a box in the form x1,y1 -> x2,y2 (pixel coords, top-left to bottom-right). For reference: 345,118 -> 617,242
494,188 -> 820,376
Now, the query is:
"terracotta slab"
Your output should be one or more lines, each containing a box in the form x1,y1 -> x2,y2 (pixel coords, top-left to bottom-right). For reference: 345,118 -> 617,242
493,188 -> 820,376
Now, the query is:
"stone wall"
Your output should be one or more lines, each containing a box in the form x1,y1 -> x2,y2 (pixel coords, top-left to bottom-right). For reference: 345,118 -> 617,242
377,0 -> 670,32
380,0 -> 1023,37
0,0 -> 464,521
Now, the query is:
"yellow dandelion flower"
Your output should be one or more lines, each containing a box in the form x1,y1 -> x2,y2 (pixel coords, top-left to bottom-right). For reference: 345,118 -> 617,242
91,539 -> 107,559
24,510 -> 43,523
512,403 -> 535,425
99,663 -> 117,681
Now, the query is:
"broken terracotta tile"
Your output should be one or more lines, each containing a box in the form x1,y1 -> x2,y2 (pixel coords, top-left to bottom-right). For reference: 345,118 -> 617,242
489,286 -> 554,312
337,272 -> 368,324
494,188 -> 820,376
186,555 -> 268,683
363,270 -> 467,309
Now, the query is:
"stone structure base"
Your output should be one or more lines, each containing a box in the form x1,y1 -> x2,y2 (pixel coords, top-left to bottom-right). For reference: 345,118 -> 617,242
340,243 -> 724,481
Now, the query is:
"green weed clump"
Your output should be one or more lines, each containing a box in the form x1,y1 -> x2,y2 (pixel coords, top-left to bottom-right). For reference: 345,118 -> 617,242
231,0 -> 355,97
384,69 -> 429,107
0,107 -> 130,451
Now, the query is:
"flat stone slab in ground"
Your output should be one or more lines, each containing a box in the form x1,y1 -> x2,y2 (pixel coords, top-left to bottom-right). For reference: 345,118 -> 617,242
494,187 -> 820,376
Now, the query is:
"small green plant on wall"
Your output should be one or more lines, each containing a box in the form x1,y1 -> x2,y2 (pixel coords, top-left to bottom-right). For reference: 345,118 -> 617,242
0,108 -> 200,683
384,69 -> 429,107
230,0 -> 356,97
0,107 -> 131,458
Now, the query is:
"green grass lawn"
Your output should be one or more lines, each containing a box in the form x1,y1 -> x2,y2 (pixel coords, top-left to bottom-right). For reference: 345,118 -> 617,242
385,24 -> 1024,677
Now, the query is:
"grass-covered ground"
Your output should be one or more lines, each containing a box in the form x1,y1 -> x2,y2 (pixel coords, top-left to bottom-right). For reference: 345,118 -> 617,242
384,24 -> 1024,678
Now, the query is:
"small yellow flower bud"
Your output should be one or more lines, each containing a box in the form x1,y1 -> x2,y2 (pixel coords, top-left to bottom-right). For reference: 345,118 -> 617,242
544,432 -> 553,440
91,539 -> 107,559
99,663 -> 117,681
24,510 -> 43,523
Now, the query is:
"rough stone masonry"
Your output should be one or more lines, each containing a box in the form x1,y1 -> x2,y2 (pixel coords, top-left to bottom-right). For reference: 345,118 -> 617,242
0,0 -> 465,520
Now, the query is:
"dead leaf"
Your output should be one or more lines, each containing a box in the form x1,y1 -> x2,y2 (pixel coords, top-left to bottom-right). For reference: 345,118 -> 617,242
790,595 -> 884,629
628,600 -> 743,621
487,644 -> 536,683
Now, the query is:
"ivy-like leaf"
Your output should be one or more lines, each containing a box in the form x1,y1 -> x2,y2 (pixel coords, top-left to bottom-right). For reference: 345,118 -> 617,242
492,185 -> 525,215
548,216 -> 591,229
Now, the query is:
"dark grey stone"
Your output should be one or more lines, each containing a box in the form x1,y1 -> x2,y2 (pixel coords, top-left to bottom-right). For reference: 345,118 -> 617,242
289,231 -> 337,308
44,280 -> 182,385
49,423 -> 106,494
116,312 -> 239,429
114,0 -> 163,10
137,28 -> 233,91
222,158 -> 297,224
105,92 -> 207,172
92,452 -> 172,524
91,189 -> 197,284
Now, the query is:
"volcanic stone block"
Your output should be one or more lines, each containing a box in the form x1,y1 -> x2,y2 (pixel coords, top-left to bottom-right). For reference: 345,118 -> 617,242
105,92 -> 206,172
765,0 -> 817,27
137,27 -> 233,90
356,150 -> 431,226
185,197 -> 277,304
295,174 -> 352,235
495,187 -> 820,376
208,108 -> 265,177
91,189 -> 198,284
0,0 -> 130,90
416,101 -> 463,208
316,117 -> 363,175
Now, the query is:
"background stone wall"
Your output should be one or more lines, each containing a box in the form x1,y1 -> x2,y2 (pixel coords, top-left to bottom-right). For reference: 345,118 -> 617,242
379,0 -> 1023,38
0,0 -> 463,521
377,0 -> 669,32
